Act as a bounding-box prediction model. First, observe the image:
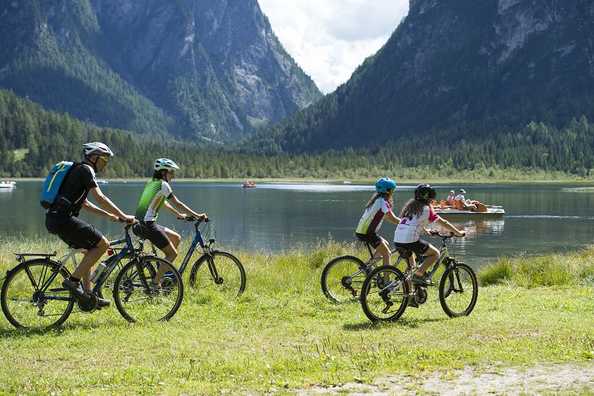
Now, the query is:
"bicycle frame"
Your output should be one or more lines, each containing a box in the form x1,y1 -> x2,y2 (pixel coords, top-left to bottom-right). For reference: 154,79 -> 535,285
394,235 -> 454,283
90,228 -> 137,294
177,220 -> 213,275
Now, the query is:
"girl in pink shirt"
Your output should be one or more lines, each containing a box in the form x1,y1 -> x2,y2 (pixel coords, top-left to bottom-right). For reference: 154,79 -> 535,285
394,184 -> 465,286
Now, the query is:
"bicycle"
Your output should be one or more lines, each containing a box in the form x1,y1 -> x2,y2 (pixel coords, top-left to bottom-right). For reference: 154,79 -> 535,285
359,232 -> 478,322
1,224 -> 184,330
144,217 -> 246,298
321,241 -> 397,304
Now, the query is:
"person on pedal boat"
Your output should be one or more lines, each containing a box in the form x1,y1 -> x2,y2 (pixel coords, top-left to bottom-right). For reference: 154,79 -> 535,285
48,142 -> 135,307
355,178 -> 401,266
133,158 -> 207,281
394,184 -> 465,286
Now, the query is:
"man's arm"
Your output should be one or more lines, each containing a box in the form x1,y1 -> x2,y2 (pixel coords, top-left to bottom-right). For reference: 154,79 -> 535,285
82,199 -> 118,220
89,187 -> 134,222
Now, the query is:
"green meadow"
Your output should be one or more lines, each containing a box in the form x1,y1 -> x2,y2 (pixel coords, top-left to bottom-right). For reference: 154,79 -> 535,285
0,239 -> 592,394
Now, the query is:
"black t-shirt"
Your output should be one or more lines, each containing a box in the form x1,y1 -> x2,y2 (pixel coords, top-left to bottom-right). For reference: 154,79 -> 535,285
56,163 -> 98,216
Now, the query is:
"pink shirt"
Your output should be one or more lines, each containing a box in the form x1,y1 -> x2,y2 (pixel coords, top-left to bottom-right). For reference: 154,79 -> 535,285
394,205 -> 439,244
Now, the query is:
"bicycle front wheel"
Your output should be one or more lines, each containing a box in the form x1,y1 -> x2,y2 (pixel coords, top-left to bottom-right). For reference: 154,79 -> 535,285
321,255 -> 367,304
360,265 -> 409,322
1,259 -> 74,329
188,251 -> 246,298
113,256 -> 184,323
439,262 -> 478,318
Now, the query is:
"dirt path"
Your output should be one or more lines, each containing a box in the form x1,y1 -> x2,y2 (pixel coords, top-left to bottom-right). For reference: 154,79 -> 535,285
298,362 -> 594,395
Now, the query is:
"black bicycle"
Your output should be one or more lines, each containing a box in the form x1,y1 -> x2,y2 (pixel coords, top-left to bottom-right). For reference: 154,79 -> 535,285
1,224 -> 184,329
145,217 -> 246,298
321,241 -> 395,304
360,233 -> 478,322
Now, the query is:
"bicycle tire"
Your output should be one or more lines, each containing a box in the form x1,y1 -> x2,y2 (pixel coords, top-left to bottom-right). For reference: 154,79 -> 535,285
360,265 -> 409,322
1,258 -> 74,329
321,255 -> 367,304
438,262 -> 478,318
188,251 -> 246,298
113,256 -> 184,323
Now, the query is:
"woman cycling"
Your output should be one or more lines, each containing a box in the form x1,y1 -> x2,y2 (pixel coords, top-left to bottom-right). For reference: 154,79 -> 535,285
133,158 -> 207,282
394,184 -> 465,286
355,178 -> 400,266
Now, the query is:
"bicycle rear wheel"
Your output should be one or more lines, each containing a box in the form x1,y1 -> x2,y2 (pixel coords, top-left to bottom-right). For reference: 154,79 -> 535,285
439,262 -> 478,318
321,255 -> 367,303
360,265 -> 409,322
1,259 -> 74,329
188,251 -> 246,298
113,256 -> 183,323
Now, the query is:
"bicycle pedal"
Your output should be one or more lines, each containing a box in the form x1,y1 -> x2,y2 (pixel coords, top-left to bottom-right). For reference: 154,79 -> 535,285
381,301 -> 393,314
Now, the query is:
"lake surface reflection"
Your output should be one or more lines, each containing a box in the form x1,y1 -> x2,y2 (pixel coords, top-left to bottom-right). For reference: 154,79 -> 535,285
2,181 -> 594,268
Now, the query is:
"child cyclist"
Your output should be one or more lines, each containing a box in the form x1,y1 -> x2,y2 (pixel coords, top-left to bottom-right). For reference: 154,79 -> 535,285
355,178 -> 400,266
133,158 -> 207,282
394,184 -> 465,286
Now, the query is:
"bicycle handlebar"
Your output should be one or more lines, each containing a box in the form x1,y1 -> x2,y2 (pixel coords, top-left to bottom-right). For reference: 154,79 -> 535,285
177,216 -> 209,224
428,230 -> 464,239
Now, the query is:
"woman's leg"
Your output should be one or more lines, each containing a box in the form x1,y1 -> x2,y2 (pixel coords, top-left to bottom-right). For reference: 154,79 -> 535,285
156,227 -> 181,283
374,237 -> 391,266
416,244 -> 439,276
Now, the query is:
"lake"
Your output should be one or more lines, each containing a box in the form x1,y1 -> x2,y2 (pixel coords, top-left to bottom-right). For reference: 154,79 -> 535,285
2,180 -> 594,267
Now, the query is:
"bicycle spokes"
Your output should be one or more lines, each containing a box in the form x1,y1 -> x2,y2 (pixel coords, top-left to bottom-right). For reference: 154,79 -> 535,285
113,257 -> 183,323
189,251 -> 246,299
439,263 -> 478,318
321,256 -> 368,304
1,260 -> 74,329
360,266 -> 408,322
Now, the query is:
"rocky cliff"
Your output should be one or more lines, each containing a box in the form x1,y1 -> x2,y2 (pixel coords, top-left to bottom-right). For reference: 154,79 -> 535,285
259,0 -> 594,152
0,0 -> 321,141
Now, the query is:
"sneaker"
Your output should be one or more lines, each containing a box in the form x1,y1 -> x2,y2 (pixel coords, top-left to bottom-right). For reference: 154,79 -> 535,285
94,294 -> 111,309
412,273 -> 431,287
62,279 -> 88,299
407,295 -> 419,308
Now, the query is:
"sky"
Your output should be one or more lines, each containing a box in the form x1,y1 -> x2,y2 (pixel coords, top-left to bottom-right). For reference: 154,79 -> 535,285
258,0 -> 410,94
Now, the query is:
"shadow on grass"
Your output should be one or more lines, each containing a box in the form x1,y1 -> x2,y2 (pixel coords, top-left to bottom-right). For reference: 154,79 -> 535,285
343,316 -> 448,331
0,317 -> 130,339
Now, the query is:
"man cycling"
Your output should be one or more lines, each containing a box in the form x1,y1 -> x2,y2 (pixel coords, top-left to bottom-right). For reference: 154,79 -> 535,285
133,158 -> 207,283
46,142 -> 135,307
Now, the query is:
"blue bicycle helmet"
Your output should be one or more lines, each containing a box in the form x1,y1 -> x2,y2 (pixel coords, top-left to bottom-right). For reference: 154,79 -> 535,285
375,177 -> 396,193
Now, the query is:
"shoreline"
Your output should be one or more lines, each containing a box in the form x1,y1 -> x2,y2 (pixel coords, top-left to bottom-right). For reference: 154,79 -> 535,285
6,176 -> 594,185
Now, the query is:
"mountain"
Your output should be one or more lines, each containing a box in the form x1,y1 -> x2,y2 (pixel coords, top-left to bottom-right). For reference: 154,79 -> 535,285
0,0 -> 321,142
255,0 -> 594,153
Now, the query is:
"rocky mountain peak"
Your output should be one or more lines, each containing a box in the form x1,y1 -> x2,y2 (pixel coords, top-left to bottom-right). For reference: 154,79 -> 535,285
259,0 -> 594,152
0,0 -> 321,141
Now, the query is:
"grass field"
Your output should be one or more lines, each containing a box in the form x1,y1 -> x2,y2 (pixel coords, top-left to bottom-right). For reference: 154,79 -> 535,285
0,240 -> 592,394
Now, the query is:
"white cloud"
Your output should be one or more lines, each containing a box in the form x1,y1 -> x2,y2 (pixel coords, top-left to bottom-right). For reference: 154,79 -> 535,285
258,0 -> 409,93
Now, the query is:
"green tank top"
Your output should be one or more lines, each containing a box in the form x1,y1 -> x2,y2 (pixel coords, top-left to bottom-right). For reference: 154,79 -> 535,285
135,179 -> 172,222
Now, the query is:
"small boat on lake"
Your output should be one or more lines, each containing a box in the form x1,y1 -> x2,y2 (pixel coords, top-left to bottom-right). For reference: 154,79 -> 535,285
0,180 -> 16,190
242,180 -> 256,189
435,206 -> 505,218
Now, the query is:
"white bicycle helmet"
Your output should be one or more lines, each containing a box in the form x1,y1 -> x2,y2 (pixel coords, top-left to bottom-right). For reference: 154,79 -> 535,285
154,158 -> 180,172
83,142 -> 114,157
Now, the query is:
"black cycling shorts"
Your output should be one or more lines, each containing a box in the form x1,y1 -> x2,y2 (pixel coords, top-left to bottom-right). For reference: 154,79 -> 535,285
133,222 -> 170,249
393,239 -> 430,257
355,232 -> 383,249
45,214 -> 103,250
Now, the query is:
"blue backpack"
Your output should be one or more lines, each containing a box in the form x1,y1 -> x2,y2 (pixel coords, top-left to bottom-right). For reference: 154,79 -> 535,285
40,161 -> 76,209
